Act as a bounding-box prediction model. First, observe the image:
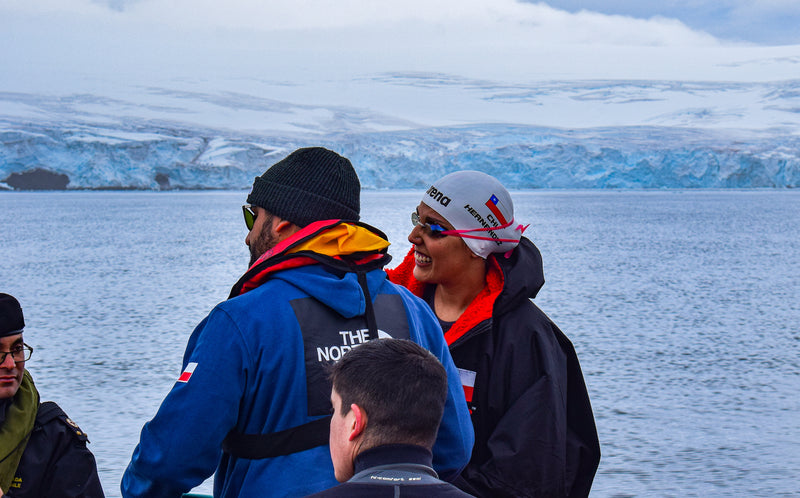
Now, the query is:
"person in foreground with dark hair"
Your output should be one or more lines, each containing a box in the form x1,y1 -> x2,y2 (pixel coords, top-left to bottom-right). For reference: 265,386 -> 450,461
306,339 -> 474,497
0,293 -> 104,498
121,147 -> 472,498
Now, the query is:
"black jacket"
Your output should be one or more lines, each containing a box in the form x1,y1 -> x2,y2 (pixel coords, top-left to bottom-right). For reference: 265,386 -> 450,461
389,238 -> 601,497
304,444 -> 474,497
6,401 -> 104,498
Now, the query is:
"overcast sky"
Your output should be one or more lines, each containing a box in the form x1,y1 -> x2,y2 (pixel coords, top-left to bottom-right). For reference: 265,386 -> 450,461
537,0 -> 800,45
63,0 -> 800,45
1,0 -> 799,94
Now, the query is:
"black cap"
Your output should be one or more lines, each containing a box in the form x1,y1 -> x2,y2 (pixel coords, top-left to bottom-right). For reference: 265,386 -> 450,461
0,293 -> 25,337
246,147 -> 360,227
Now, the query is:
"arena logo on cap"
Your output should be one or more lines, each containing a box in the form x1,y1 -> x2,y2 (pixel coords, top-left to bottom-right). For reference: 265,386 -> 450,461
425,186 -> 451,207
485,194 -> 509,225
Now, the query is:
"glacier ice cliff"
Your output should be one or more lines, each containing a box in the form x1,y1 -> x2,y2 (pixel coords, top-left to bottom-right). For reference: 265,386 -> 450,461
2,75 -> 800,189
1,120 -> 798,190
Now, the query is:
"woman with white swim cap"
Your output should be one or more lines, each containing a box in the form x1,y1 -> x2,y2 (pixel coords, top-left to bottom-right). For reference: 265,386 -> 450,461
387,170 -> 600,497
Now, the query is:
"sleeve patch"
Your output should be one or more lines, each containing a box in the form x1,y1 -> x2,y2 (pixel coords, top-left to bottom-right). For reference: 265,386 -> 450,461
177,362 -> 198,383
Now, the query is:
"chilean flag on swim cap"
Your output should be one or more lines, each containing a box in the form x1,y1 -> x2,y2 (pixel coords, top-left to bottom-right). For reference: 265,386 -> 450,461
485,194 -> 509,225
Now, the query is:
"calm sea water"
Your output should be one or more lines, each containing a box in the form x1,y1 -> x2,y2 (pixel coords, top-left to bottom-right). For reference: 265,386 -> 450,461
1,190 -> 798,497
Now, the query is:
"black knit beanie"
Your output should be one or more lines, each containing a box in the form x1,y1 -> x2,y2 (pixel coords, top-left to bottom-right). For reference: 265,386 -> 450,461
246,147 -> 360,227
0,293 -> 25,338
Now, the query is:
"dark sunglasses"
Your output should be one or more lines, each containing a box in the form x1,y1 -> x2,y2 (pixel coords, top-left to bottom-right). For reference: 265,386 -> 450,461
243,205 -> 257,230
411,211 -> 450,238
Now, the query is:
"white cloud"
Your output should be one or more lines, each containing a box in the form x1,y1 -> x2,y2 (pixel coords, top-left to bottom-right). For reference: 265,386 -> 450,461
0,0 -> 798,134
4,0 -> 797,96
2,0 -> 720,47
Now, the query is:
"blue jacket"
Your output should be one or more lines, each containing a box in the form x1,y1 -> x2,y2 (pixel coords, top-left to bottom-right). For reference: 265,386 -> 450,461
121,221 -> 473,498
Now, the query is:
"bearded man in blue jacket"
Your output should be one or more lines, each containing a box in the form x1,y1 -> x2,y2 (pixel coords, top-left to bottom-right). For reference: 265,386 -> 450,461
121,147 -> 473,498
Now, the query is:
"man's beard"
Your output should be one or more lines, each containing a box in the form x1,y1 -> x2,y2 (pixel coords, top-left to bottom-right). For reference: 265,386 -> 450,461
248,213 -> 277,267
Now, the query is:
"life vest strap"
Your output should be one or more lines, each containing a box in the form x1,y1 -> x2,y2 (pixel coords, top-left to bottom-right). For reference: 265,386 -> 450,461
221,415 -> 331,459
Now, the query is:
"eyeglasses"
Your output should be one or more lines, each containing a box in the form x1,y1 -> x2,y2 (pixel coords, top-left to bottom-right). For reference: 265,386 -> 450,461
411,211 -> 451,238
243,205 -> 257,231
0,343 -> 33,364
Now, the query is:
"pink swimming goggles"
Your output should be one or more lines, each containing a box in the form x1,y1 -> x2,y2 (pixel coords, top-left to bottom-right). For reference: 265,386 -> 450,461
411,211 -> 528,243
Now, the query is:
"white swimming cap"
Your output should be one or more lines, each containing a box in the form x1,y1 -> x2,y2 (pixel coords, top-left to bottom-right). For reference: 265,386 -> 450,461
421,171 -> 523,259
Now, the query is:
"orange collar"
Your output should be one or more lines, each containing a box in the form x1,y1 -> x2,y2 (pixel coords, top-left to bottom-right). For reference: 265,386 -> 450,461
387,248 -> 505,345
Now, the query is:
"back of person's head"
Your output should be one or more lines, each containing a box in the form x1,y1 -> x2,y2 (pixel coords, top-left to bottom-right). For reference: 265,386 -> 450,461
246,147 -> 360,227
330,338 -> 447,450
0,293 -> 25,337
422,170 -> 522,258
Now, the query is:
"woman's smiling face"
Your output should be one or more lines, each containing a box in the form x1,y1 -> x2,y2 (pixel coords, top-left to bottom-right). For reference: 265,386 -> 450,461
408,202 -> 479,286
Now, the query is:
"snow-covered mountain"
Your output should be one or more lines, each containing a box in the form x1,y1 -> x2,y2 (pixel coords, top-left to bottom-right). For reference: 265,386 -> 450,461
3,0 -> 800,190
2,74 -> 799,189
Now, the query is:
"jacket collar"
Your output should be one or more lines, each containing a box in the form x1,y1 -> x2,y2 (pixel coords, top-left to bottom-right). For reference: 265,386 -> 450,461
230,220 -> 391,298
387,247 -> 504,346
353,444 -> 435,474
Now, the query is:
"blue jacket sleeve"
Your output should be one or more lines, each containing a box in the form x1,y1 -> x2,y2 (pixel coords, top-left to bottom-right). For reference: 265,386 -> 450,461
121,308 -> 250,498
401,292 -> 474,482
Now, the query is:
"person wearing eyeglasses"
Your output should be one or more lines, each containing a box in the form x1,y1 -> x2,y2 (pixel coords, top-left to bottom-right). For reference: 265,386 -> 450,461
121,147 -> 473,498
0,293 -> 104,498
386,171 -> 601,498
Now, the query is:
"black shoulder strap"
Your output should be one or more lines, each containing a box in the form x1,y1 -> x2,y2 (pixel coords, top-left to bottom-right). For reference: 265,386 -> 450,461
36,401 -> 90,442
356,270 -> 378,337
221,415 -> 331,459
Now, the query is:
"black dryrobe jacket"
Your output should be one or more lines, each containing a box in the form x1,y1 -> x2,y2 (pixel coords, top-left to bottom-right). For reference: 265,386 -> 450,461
389,238 -> 601,497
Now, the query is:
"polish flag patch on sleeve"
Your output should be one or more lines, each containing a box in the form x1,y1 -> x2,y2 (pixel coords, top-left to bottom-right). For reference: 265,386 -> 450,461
177,362 -> 198,383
